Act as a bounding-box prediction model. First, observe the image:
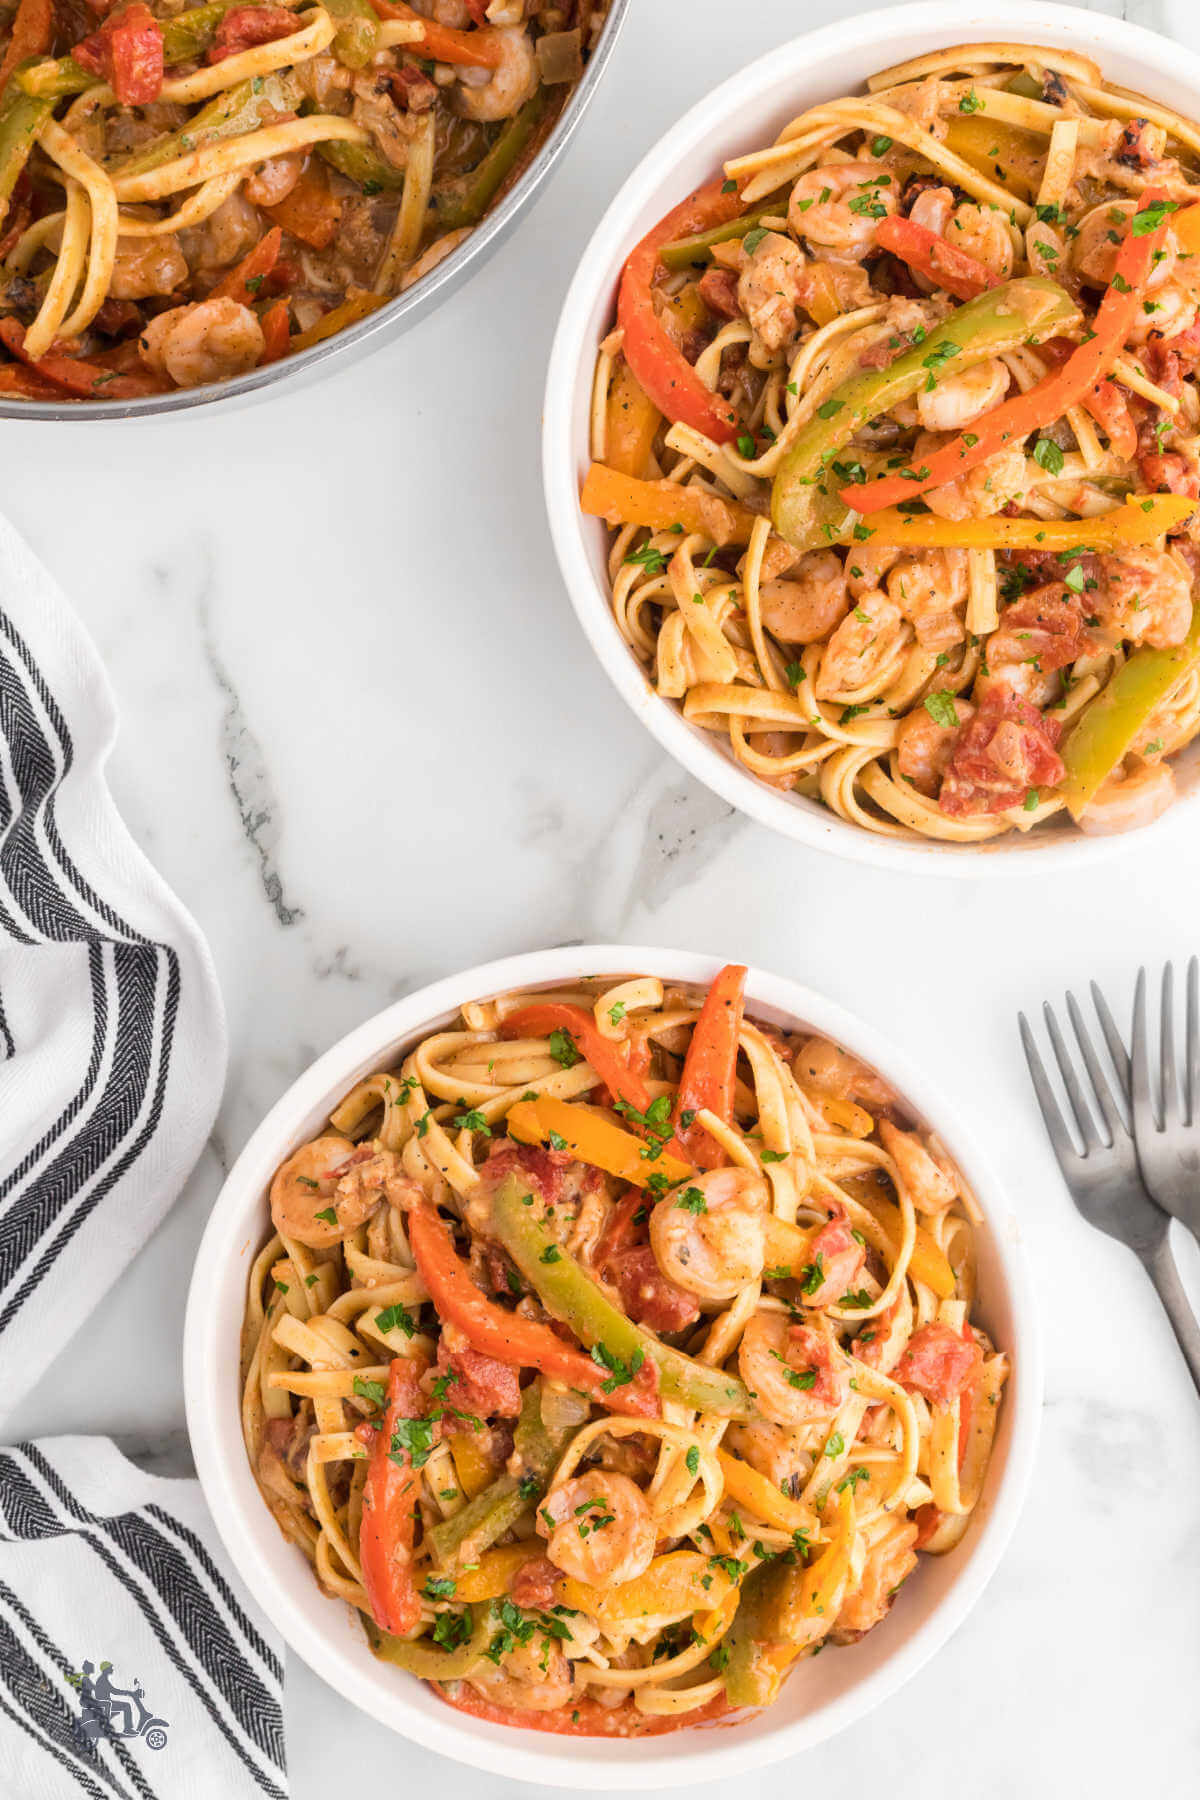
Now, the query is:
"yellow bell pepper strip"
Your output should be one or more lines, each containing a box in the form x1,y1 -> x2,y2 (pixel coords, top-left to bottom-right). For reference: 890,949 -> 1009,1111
671,961 -> 746,1170
942,114 -> 1042,202
451,1540 -> 542,1604
506,1096 -> 692,1190
1173,200 -> 1200,256
408,1199 -> 660,1418
1059,600 -> 1200,818
369,1600 -> 494,1679
771,276 -> 1079,553
433,88 -> 545,233
761,1214 -> 817,1279
580,460 -> 766,548
490,1173 -> 753,1417
853,1191 -> 956,1300
447,1430 -> 498,1501
605,360 -> 661,479
0,75 -> 51,226
289,290 -> 387,354
617,178 -> 744,444
846,191 -> 1173,517
657,197 -> 782,271
559,1551 -> 739,1626
846,494 -> 1195,551
723,1489 -> 855,1707
716,1450 -> 814,1535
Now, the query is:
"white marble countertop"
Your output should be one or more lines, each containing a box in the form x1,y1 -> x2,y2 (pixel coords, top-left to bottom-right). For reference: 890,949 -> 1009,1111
5,0 -> 1200,1792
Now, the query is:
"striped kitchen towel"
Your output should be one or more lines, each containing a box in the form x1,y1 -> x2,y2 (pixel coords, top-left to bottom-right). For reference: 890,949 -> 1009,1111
0,516 -> 226,1414
0,1436 -> 287,1799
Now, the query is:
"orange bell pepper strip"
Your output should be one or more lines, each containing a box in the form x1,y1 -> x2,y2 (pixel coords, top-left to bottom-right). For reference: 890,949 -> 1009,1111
506,1095 -> 692,1189
501,1002 -> 654,1116
1038,335 -> 1138,460
289,290 -> 385,354
845,188 -> 1175,515
211,225 -> 282,304
365,0 -> 502,67
875,213 -> 1001,302
717,1449 -> 814,1534
559,1550 -> 739,1625
435,1685 -> 729,1735
671,962 -> 745,1169
0,0 -> 53,93
357,1356 -> 425,1636
264,159 -> 341,250
850,494 -> 1194,551
617,179 -> 744,445
259,298 -> 291,364
581,460 -> 763,546
605,358 -> 661,478
407,1200 -> 660,1418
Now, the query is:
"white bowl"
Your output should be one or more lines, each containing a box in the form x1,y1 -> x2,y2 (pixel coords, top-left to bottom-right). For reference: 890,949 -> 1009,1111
183,944 -> 1041,1786
542,0 -> 1200,877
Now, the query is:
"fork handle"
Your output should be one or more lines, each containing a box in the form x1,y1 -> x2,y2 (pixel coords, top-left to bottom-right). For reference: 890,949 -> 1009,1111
1139,1233 -> 1200,1398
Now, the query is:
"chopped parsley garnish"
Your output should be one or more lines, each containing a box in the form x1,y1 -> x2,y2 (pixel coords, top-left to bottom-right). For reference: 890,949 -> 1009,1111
375,1302 -> 416,1337
548,1028 -> 581,1069
591,1341 -> 645,1393
923,690 -> 959,729
1032,438 -> 1064,475
624,543 -> 668,575
675,1187 -> 708,1214
353,1376 -> 385,1405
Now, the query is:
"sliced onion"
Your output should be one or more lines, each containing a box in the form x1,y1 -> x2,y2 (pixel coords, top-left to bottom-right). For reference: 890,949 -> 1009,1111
536,28 -> 583,85
539,1379 -> 590,1433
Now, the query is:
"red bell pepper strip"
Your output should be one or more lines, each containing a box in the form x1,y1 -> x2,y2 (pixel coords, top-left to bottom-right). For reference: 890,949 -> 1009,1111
357,1356 -> 425,1637
0,362 -> 59,398
671,962 -> 746,1170
259,297 -> 291,364
875,213 -> 1001,303
211,225 -> 282,304
617,179 -> 744,445
501,1002 -> 654,1116
0,318 -> 169,398
845,188 -> 1175,515
435,1684 -> 730,1735
407,1200 -> 660,1418
365,0 -> 502,67
74,3 -> 165,107
0,0 -> 53,93
1038,335 -> 1138,459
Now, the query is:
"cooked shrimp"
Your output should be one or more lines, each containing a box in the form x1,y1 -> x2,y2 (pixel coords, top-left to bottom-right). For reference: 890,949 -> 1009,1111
759,550 -> 850,643
1072,199 -> 1178,291
833,1517 -> 918,1638
885,549 -> 968,620
814,590 -> 905,697
455,25 -> 537,120
723,1416 -> 810,1492
648,1166 -> 769,1302
895,697 -> 973,795
1078,761 -> 1177,835
179,191 -> 261,270
878,1119 -> 958,1215
108,235 -> 188,301
244,154 -> 303,207
269,1135 -> 371,1246
1095,547 -> 1193,648
801,1204 -> 867,1308
468,1638 -> 574,1712
788,162 -> 897,261
138,298 -> 264,388
916,357 -> 1010,433
738,1315 -> 848,1427
1129,281 -> 1199,346
793,1036 -> 894,1109
538,1471 -> 656,1586
846,543 -> 902,596
737,229 -> 806,352
918,433 -> 1028,521
909,186 -> 1014,279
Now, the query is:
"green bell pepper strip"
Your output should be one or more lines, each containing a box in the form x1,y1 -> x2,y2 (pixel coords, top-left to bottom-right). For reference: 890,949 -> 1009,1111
17,0 -> 299,97
427,1381 -> 577,1568
109,70 -> 297,179
318,139 -> 406,192
1058,601 -> 1200,818
721,1561 -> 781,1708
770,276 -> 1080,554
323,0 -> 378,70
490,1174 -> 753,1418
431,87 -> 545,233
0,73 -> 52,224
658,196 -> 785,271
368,1600 -> 494,1679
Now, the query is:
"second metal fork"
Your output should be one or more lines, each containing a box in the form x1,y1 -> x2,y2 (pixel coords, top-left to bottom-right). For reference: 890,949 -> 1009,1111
1020,986 -> 1200,1396
1131,959 -> 1200,1243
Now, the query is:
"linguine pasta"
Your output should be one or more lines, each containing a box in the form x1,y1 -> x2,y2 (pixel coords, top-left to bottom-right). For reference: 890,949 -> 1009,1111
582,43 -> 1200,845
242,964 -> 1007,1734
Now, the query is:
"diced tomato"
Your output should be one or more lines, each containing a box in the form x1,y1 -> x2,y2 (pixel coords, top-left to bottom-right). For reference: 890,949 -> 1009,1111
75,2 -> 163,105
801,1204 -> 866,1308
940,682 -> 1064,817
894,1322 -> 981,1406
987,584 -> 1091,676
610,1244 -> 700,1333
435,1338 -> 522,1418
786,1322 -> 845,1408
206,4 -> 296,61
853,1297 -> 901,1370
509,1555 -> 560,1611
593,1187 -> 650,1273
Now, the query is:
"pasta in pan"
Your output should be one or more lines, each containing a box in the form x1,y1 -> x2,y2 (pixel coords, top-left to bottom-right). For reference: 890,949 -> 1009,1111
0,0 -> 600,399
242,964 -> 1007,1734
582,43 -> 1200,844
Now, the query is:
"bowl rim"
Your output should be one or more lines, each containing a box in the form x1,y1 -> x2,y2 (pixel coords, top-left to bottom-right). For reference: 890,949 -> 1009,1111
183,942 -> 1042,1786
541,0 -> 1200,878
0,0 -> 630,423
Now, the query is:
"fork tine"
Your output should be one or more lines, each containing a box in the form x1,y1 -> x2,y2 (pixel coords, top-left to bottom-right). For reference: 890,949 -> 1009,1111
1187,956 -> 1198,1127
1131,965 -> 1159,1141
1018,1013 -> 1082,1172
1042,1002 -> 1102,1153
1089,979 -> 1132,1106
1161,962 -> 1179,1126
1066,991 -> 1122,1143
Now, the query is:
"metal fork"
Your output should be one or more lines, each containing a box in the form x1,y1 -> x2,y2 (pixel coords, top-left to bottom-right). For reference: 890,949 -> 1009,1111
1020,989 -> 1200,1396
1131,959 -> 1200,1243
